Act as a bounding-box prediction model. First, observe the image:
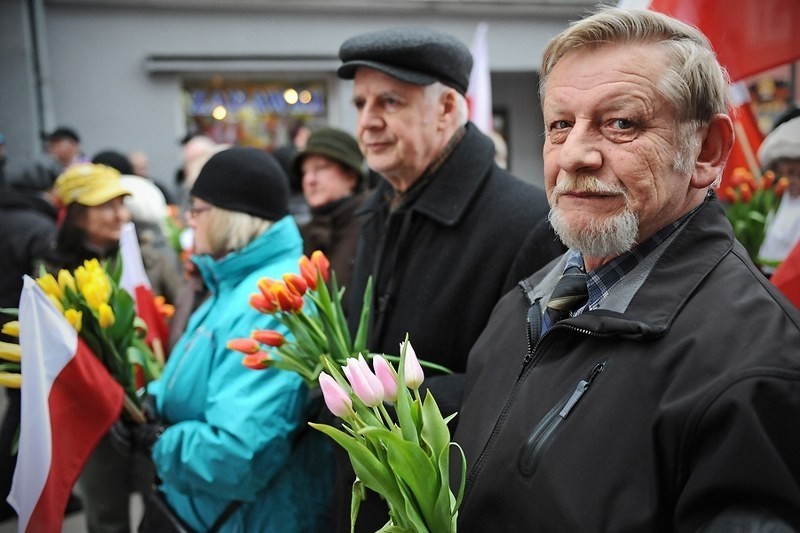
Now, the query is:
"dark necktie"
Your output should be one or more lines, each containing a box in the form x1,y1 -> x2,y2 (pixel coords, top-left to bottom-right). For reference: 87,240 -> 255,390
541,265 -> 588,335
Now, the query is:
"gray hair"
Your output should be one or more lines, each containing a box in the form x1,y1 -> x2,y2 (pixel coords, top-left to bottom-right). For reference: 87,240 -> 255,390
540,7 -> 730,125
204,206 -> 272,258
425,82 -> 469,127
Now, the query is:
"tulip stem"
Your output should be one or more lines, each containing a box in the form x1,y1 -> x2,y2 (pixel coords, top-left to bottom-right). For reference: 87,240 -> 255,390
377,403 -> 395,429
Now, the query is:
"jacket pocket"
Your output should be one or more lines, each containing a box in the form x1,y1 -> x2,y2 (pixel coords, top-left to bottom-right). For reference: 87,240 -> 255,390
517,360 -> 606,477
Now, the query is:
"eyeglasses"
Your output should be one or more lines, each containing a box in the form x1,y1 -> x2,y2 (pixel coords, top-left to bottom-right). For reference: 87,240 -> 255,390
188,205 -> 212,218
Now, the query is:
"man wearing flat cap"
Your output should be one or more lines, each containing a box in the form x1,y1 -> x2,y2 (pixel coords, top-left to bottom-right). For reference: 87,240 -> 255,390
334,26 -> 552,531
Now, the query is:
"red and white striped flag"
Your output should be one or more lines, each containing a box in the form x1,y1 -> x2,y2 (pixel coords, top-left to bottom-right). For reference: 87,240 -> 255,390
119,222 -> 168,359
467,22 -> 493,134
7,276 -> 123,533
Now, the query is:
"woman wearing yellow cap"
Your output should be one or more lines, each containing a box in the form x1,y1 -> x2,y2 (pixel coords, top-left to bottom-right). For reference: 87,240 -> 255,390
41,163 -> 147,533
45,163 -> 131,270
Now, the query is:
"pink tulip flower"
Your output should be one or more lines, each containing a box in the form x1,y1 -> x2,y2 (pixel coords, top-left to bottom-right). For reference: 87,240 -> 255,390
402,342 -> 425,390
319,372 -> 352,418
372,355 -> 398,403
343,357 -> 384,407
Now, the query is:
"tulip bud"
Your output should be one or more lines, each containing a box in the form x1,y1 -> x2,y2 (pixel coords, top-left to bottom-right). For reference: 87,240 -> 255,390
249,292 -> 278,314
64,309 -> 83,333
0,372 -> 21,389
775,177 -> 790,197
283,273 -> 308,297
251,330 -> 285,347
227,338 -> 260,354
242,352 -> 272,370
402,341 -> 425,390
0,341 -> 21,363
36,273 -> 64,301
57,269 -> 76,293
272,284 -> 299,313
1,321 -> 20,338
343,356 -> 384,407
98,303 -> 115,328
298,255 -> 318,290
739,185 -> 753,203
311,251 -> 331,283
319,372 -> 352,418
372,355 -> 398,403
761,170 -> 775,190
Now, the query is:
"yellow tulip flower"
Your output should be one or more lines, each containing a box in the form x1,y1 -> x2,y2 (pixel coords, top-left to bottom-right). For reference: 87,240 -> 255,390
36,273 -> 64,300
74,265 -> 90,291
0,372 -> 22,389
81,281 -> 106,311
0,341 -> 21,363
58,269 -> 77,293
1,321 -> 19,338
64,309 -> 83,333
98,303 -> 115,328
47,294 -> 64,314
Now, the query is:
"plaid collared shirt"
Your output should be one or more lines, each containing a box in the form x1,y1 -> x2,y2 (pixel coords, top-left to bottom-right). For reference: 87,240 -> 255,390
565,203 -> 701,315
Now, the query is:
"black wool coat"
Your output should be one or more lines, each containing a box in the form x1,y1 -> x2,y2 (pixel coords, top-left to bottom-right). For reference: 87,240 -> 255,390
347,123 -> 550,376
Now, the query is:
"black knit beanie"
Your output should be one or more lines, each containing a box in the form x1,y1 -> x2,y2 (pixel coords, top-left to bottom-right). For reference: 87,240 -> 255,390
191,147 -> 290,220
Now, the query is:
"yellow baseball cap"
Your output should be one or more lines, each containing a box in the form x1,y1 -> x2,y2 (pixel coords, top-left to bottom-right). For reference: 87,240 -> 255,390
54,163 -> 130,206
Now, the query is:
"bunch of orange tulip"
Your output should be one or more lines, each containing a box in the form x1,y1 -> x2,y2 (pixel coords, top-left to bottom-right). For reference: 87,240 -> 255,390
720,167 -> 789,266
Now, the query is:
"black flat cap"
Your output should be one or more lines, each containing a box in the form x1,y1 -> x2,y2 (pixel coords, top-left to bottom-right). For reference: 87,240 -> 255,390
338,27 -> 473,95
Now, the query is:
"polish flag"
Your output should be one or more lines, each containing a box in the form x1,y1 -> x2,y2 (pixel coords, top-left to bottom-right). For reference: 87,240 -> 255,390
8,277 -> 123,533
119,222 -> 168,361
770,241 -> 800,309
467,22 -> 493,134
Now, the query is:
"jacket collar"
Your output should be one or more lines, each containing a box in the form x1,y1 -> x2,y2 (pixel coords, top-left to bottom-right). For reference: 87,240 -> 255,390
357,123 -> 496,226
194,215 -> 301,292
522,195 -> 735,338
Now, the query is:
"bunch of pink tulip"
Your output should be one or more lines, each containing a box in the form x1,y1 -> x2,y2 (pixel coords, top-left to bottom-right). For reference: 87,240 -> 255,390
310,338 -> 465,533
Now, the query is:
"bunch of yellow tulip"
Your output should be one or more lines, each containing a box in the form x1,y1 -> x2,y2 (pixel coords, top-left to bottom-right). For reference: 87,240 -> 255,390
30,258 -> 161,419
0,321 -> 22,389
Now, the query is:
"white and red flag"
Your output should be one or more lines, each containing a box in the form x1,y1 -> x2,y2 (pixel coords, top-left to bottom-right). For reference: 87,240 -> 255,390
467,22 -> 494,134
8,276 -> 123,533
119,222 -> 168,357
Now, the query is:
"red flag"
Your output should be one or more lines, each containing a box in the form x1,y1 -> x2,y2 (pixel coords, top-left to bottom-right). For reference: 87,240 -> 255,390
648,0 -> 800,81
119,223 -> 169,359
719,84 -> 765,192
8,277 -> 123,533
771,241 -> 800,309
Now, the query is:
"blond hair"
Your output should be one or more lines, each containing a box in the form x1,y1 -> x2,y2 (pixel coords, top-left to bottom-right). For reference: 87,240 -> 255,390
204,205 -> 272,258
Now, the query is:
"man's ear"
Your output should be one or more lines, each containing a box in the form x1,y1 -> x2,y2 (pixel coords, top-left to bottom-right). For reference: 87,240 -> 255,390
692,113 -> 734,188
438,89 -> 458,129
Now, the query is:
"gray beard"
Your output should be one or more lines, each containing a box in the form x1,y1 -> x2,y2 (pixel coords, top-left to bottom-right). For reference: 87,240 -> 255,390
549,206 -> 639,258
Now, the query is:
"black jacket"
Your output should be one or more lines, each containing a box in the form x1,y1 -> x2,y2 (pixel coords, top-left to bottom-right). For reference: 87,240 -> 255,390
0,189 -> 58,315
347,123 -> 550,374
455,196 -> 800,531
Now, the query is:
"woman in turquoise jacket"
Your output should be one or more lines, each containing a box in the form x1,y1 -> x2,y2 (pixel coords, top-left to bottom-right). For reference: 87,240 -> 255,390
145,147 -> 332,532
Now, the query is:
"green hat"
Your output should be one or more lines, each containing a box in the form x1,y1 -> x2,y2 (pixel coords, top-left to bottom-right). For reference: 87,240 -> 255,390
291,128 -> 365,188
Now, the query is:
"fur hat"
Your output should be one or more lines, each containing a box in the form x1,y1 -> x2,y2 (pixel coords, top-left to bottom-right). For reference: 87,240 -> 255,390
759,116 -> 800,169
190,147 -> 289,221
338,27 -> 473,95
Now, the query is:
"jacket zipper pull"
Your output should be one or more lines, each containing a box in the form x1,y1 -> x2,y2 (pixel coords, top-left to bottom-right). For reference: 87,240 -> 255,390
559,361 -> 606,418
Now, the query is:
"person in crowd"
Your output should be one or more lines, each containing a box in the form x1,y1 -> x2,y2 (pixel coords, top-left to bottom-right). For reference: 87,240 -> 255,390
454,8 -> 800,530
129,147 -> 332,531
291,127 -> 368,292
0,159 -> 62,522
42,126 -> 84,172
128,149 -> 175,204
92,149 -> 134,176
120,174 -> 183,304
44,163 -> 151,533
334,27 -> 551,531
274,119 -> 314,225
757,116 -> 800,273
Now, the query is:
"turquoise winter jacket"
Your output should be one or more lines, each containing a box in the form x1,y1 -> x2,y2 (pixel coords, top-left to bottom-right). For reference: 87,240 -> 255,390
148,216 -> 333,532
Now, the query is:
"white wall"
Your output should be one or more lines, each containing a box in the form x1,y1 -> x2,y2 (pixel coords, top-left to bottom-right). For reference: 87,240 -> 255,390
6,3 -> 577,192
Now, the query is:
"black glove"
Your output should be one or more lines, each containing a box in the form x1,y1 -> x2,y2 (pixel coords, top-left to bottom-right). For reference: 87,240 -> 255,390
108,419 -> 165,456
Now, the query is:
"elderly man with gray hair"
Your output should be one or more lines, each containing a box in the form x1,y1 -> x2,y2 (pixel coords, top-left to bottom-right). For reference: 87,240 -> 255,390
334,26 -> 551,531
454,7 -> 800,531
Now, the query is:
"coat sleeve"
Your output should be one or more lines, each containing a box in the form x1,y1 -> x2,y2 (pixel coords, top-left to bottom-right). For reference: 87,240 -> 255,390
674,372 -> 800,531
150,321 -> 307,502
